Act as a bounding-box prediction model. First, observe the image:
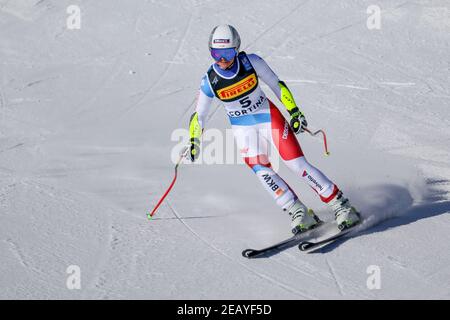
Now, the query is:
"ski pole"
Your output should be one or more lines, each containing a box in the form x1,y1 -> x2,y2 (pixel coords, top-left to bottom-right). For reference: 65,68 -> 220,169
147,147 -> 189,220
304,127 -> 330,156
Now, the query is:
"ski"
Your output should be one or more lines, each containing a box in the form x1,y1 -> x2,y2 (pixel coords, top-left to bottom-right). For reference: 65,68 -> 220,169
242,221 -> 337,259
298,221 -> 361,253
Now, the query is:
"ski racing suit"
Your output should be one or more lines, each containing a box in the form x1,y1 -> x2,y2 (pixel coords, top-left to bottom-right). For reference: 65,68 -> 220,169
189,52 -> 340,210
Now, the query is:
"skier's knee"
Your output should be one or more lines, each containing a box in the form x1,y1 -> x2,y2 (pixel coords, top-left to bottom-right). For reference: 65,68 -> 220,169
244,155 -> 272,172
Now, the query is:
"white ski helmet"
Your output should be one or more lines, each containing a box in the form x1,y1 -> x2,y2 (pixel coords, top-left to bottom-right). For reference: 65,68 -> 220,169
208,24 -> 241,51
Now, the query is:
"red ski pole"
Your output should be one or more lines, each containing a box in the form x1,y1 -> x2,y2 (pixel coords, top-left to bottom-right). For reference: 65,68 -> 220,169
304,127 -> 330,156
147,147 -> 188,220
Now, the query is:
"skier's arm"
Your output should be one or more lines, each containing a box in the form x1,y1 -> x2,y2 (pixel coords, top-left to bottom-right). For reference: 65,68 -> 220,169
248,54 -> 307,133
188,75 -> 214,161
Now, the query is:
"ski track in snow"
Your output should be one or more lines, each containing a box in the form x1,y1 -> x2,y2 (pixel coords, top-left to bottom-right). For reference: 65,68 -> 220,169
86,220 -> 115,299
279,79 -> 417,90
269,256 -> 333,288
74,59 -> 126,118
166,200 -> 317,299
0,143 -> 25,154
244,0 -> 310,52
0,86 -> 5,109
124,3 -> 195,114
325,258 -> 344,297
5,238 -> 31,269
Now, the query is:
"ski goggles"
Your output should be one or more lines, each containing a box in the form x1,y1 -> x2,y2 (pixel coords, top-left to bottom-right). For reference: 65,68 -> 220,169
210,47 -> 237,62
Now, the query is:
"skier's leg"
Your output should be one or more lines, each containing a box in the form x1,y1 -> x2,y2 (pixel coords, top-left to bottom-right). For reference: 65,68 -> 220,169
233,125 -> 296,210
267,100 -> 338,200
267,100 -> 360,228
234,124 -> 319,234
284,156 -> 361,229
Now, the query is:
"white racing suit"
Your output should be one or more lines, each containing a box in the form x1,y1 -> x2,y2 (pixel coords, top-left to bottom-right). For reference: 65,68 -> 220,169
190,52 -> 340,210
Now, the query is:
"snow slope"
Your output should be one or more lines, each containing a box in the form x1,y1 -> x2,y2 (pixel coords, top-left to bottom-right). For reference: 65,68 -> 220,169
0,0 -> 449,299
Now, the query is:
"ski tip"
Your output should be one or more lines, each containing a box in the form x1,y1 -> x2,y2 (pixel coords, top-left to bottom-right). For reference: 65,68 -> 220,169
298,241 -> 313,251
147,213 -> 153,220
242,249 -> 258,259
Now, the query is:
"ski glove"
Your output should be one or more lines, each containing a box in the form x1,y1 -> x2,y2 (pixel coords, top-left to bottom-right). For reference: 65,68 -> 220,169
188,138 -> 200,162
278,81 -> 307,134
188,112 -> 202,162
289,108 -> 308,134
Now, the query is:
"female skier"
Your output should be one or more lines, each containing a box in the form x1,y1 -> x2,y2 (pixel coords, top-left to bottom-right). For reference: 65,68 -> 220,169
187,24 -> 360,234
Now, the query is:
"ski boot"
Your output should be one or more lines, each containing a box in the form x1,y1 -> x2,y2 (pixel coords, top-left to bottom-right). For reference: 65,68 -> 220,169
286,199 -> 321,234
328,191 -> 361,230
